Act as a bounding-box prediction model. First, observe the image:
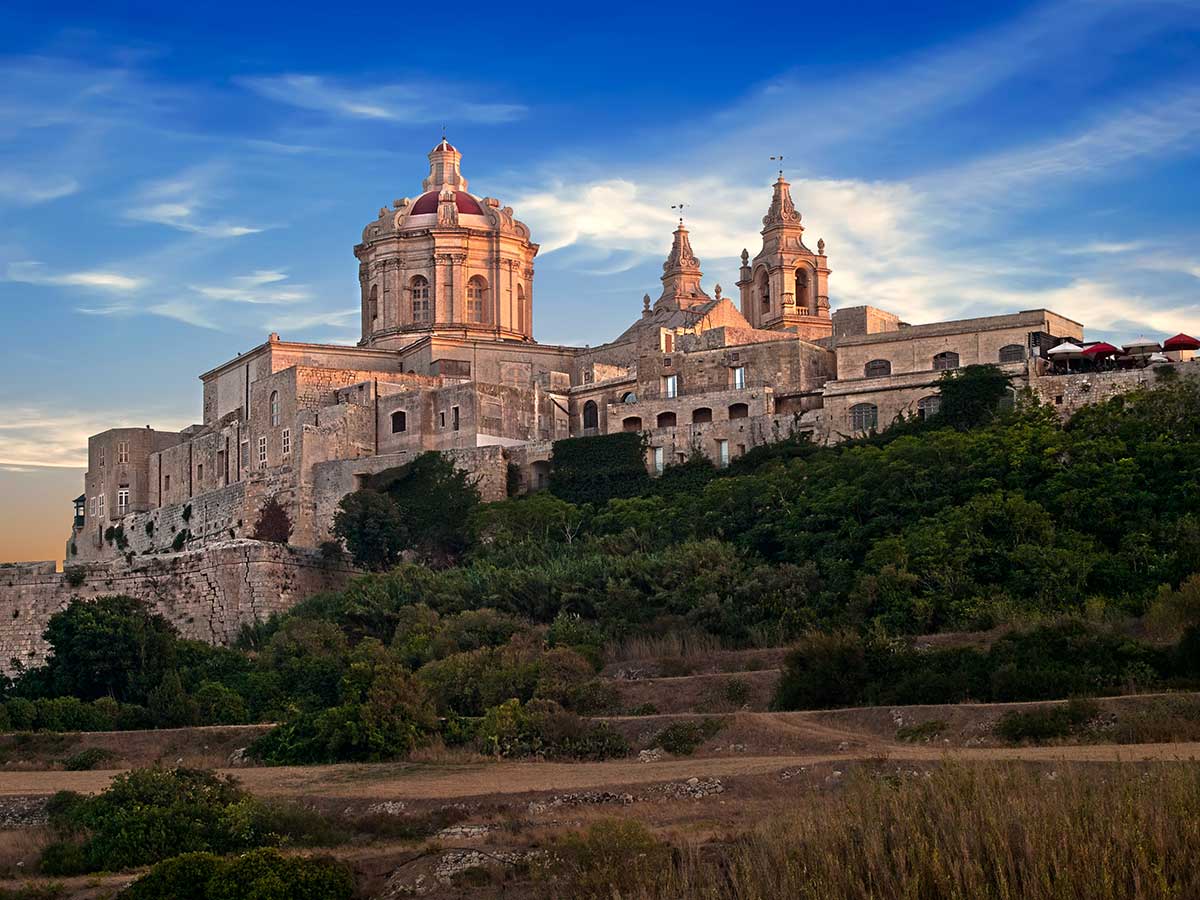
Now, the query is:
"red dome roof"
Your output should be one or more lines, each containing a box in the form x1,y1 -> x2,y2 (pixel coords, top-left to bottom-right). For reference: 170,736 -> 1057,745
431,138 -> 457,154
409,191 -> 483,216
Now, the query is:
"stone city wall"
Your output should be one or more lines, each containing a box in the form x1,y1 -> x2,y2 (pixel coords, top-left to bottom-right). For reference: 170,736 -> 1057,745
1029,362 -> 1199,416
0,541 -> 355,675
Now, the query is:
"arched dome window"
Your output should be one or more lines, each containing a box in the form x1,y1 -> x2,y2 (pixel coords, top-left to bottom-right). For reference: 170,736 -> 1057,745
998,344 -> 1025,364
657,411 -> 677,428
864,359 -> 892,378
410,276 -> 431,323
582,400 -> 598,430
269,391 -> 280,427
758,270 -> 770,313
933,351 -> 960,371
517,283 -> 526,333
917,396 -> 940,420
368,284 -> 379,321
391,410 -> 407,433
467,276 -> 488,324
692,407 -> 713,424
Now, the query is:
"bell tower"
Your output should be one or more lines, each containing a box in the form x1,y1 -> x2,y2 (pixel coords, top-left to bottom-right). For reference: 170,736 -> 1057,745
737,171 -> 831,341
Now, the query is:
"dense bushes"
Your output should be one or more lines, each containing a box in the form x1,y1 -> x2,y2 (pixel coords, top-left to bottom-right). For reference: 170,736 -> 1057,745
772,621 -> 1188,711
120,849 -> 353,900
40,768 -> 337,874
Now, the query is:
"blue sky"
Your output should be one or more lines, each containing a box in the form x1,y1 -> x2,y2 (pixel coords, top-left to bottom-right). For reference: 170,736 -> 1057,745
2,0 -> 1200,560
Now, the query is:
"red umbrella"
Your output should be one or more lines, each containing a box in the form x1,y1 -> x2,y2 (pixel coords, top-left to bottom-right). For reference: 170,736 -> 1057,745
1082,342 -> 1120,356
1163,333 -> 1200,352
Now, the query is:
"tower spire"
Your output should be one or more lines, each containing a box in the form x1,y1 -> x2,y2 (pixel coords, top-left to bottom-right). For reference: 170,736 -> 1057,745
657,221 -> 708,309
423,137 -> 468,193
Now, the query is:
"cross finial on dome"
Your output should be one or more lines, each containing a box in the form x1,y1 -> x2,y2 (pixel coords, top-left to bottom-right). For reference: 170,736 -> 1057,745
770,154 -> 785,177
671,202 -> 688,225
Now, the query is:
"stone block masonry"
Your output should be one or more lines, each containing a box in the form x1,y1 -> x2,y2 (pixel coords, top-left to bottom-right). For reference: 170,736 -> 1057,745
0,541 -> 354,675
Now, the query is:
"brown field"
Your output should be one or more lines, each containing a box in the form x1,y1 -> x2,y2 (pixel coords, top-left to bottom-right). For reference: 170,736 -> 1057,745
0,664 -> 1197,899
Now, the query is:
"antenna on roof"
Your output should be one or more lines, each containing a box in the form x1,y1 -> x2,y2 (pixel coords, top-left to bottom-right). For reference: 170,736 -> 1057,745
770,154 -> 785,177
671,202 -> 688,225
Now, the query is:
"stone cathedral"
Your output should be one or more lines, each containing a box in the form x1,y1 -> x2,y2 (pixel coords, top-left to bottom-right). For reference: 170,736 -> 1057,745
67,140 -> 1094,563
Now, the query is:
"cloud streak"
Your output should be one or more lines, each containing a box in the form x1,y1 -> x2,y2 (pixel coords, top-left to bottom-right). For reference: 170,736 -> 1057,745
239,74 -> 527,124
5,261 -> 144,291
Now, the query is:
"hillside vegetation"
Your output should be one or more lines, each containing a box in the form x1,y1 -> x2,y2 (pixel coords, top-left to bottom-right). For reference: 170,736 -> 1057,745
2,369 -> 1198,761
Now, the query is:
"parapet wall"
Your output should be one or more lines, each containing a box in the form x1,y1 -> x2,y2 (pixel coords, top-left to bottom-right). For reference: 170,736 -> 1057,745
1029,363 -> 1198,415
0,541 -> 354,675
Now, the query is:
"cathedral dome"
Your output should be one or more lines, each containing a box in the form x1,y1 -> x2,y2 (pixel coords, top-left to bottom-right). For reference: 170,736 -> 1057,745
409,190 -> 483,216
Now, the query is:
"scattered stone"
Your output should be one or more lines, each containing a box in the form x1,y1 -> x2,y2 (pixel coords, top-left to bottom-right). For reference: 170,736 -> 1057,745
227,747 -> 249,767
366,800 -> 408,816
383,849 -> 539,897
837,741 -> 850,751
0,797 -> 48,827
651,777 -> 724,799
779,767 -> 807,781
528,791 -> 636,814
638,748 -> 662,763
435,824 -> 493,840
615,667 -> 650,681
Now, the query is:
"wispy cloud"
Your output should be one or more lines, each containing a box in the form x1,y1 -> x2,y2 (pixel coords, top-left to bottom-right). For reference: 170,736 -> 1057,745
0,408 -> 191,469
0,172 -> 79,205
262,307 -> 358,333
189,270 -> 309,304
238,73 -> 527,124
124,169 -> 264,237
5,261 -> 144,291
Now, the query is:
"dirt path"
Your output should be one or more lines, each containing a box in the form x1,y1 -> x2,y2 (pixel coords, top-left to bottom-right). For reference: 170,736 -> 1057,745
4,741 -> 1197,802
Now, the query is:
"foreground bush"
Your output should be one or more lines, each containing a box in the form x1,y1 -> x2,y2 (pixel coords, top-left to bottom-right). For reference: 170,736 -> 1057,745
120,849 -> 353,900
41,768 -> 337,874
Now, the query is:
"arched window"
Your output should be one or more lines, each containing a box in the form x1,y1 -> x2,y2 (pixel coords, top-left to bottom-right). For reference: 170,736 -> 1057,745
728,402 -> 749,419
917,396 -> 940,420
864,359 -> 892,378
582,400 -> 598,429
692,407 -> 713,424
368,284 -> 379,321
657,411 -> 677,428
933,351 -> 960,371
758,270 -> 771,312
516,283 -> 526,333
269,391 -> 280,427
622,416 -> 643,432
410,276 -> 431,323
391,410 -> 407,433
795,267 -> 809,308
850,403 -> 878,432
621,391 -> 638,404
467,276 -> 488,323
998,344 -> 1025,364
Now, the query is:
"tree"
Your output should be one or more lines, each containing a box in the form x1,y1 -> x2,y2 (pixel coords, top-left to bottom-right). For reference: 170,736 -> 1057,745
332,490 -> 406,571
250,495 -> 292,544
935,364 -> 1013,429
31,596 -> 180,704
372,452 -> 481,558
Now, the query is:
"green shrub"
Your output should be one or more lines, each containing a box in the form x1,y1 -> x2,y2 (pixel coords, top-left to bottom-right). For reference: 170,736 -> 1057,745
41,767 -> 334,874
773,631 -> 868,710
628,703 -> 659,716
192,682 -> 248,726
996,698 -> 1100,744
62,748 -> 117,771
63,568 -> 86,588
172,530 -> 190,552
653,718 -> 724,755
119,849 -> 353,900
541,819 -> 669,900
475,699 -> 628,760
896,720 -> 948,742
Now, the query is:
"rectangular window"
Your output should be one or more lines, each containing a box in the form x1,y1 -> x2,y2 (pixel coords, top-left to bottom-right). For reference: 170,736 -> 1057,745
717,439 -> 730,468
653,446 -> 664,475
97,493 -> 105,518
196,464 -> 204,482
732,366 -> 746,390
663,374 -> 678,399
89,496 -> 96,516
282,428 -> 291,456
240,441 -> 250,470
117,488 -> 129,514
217,450 -> 225,480
439,411 -> 446,428
258,436 -> 268,467
117,441 -> 129,464
164,474 -> 170,492
452,406 -> 460,431
98,447 -> 105,468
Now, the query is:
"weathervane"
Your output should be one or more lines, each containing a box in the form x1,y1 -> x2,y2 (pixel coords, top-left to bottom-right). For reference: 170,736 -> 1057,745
770,155 -> 785,177
671,202 -> 688,225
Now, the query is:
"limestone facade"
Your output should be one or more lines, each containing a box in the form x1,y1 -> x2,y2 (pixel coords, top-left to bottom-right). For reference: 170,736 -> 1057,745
61,140 -> 1188,566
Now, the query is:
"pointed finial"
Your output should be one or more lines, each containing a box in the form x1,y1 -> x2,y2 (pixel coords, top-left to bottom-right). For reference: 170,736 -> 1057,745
714,283 -> 722,299
770,154 -> 785,177
741,249 -> 749,266
818,238 -> 826,255
671,202 -> 688,225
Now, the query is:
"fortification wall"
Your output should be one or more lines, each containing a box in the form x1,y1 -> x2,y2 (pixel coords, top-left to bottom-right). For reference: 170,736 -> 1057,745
0,542 -> 354,675
1029,362 -> 1199,415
